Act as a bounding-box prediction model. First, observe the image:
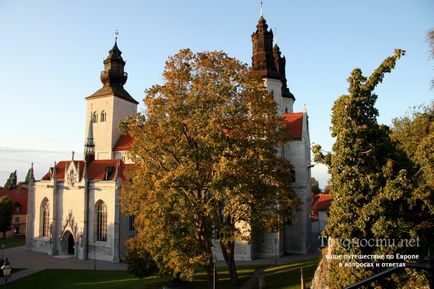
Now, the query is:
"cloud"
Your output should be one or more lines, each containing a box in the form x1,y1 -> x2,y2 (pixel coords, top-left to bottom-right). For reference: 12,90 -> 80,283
311,163 -> 330,189
0,146 -> 83,185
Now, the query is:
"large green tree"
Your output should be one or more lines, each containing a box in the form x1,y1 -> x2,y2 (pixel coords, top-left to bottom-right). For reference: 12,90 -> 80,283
0,198 -> 14,239
313,50 -> 430,287
391,103 -> 434,248
121,49 -> 298,287
3,170 -> 17,190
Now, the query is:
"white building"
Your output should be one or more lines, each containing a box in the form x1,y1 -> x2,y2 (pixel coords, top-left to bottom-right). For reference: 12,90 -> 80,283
26,15 -> 312,262
234,16 -> 312,259
26,41 -> 137,262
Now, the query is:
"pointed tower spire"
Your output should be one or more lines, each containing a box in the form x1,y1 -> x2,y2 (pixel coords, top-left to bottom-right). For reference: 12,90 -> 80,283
273,44 -> 295,100
100,32 -> 127,86
25,163 -> 35,185
89,32 -> 138,104
84,115 -> 95,163
251,15 -> 280,79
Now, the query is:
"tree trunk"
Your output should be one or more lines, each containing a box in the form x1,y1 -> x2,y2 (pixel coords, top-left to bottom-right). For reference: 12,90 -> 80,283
2,231 -> 5,239
207,271 -> 214,289
201,232 -> 216,289
221,239 -> 238,287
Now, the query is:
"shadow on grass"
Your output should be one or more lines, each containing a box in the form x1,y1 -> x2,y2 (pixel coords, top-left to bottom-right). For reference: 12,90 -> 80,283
0,265 -> 261,289
0,236 -> 25,249
0,260 -> 319,289
264,258 -> 320,289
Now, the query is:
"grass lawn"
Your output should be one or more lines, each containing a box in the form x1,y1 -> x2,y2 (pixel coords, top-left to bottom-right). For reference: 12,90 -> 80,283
0,266 -> 259,289
0,269 -> 165,289
264,258 -> 320,289
0,259 -> 319,289
0,236 -> 26,249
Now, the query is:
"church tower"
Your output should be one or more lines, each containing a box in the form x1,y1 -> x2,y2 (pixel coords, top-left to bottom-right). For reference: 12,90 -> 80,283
85,39 -> 138,160
251,14 -> 312,257
252,16 -> 295,114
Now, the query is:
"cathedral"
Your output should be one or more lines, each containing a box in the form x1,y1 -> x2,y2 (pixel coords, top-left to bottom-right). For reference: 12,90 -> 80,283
26,15 -> 312,262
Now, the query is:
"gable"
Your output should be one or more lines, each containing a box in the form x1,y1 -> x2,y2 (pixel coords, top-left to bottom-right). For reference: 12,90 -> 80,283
282,112 -> 304,140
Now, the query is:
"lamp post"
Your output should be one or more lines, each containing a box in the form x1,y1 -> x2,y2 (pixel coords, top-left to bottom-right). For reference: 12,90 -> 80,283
1,258 -> 12,287
273,238 -> 277,265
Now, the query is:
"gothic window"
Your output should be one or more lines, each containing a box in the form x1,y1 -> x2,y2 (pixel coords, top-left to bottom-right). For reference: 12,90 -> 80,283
92,112 -> 98,123
100,110 -> 107,122
95,200 -> 107,242
40,198 -> 50,238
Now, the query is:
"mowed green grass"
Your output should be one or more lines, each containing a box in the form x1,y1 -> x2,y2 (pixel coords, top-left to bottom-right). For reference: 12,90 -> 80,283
0,259 -> 319,289
0,266 -> 259,289
264,258 -> 320,289
0,269 -> 165,289
0,236 -> 25,249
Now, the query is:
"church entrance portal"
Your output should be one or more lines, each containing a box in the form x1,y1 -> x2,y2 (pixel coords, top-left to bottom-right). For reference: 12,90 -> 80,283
62,231 -> 75,255
68,233 -> 74,255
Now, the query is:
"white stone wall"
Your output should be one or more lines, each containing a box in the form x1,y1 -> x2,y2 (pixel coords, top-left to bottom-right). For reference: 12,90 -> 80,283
211,240 -> 253,261
282,113 -> 312,254
114,151 -> 134,164
281,97 -> 294,114
87,180 -> 119,262
29,180 -> 55,253
27,175 -> 124,262
85,96 -> 137,160
318,211 -> 328,232
264,78 -> 283,115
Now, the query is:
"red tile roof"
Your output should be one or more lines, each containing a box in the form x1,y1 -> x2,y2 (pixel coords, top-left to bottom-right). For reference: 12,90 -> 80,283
0,188 -> 28,214
87,159 -> 122,180
41,161 -> 85,180
311,193 -> 332,221
41,160 -> 123,181
113,134 -> 134,151
282,112 -> 304,140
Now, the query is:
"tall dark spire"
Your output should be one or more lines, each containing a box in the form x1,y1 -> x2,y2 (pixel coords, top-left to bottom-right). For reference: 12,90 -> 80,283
87,35 -> 138,104
273,44 -> 295,100
84,115 -> 95,163
251,16 -> 280,79
100,38 -> 128,86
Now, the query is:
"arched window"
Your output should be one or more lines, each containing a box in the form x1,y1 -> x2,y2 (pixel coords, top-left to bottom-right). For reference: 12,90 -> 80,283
100,110 -> 107,122
40,198 -> 50,237
95,200 -> 107,242
92,112 -> 98,123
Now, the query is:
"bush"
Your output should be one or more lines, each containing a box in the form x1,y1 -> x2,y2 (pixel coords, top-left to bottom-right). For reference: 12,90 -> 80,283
125,248 -> 158,279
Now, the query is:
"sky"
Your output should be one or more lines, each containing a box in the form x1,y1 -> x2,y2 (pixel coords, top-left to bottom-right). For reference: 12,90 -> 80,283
0,0 -> 432,188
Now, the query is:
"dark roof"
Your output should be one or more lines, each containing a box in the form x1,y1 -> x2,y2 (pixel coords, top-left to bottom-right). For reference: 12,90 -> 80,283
86,85 -> 138,104
282,112 -> 304,140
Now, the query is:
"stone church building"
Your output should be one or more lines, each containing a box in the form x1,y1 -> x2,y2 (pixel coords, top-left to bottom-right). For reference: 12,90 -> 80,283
26,15 -> 312,262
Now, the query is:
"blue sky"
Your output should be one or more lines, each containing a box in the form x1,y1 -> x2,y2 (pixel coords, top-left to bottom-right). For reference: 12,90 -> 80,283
0,0 -> 432,188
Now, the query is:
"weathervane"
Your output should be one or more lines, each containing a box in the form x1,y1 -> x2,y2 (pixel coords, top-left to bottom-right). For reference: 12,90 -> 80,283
260,0 -> 264,16
115,29 -> 119,41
